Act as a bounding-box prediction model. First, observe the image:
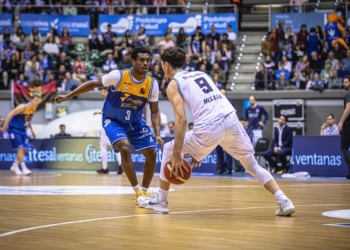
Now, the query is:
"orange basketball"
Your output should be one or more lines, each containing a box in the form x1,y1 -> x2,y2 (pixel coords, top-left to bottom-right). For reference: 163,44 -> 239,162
164,159 -> 192,185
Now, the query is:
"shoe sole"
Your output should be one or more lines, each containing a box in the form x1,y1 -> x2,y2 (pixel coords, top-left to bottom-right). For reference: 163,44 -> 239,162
283,208 -> 295,216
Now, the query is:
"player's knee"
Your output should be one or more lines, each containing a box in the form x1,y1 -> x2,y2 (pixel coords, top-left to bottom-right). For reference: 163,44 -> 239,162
144,148 -> 157,160
118,144 -> 131,156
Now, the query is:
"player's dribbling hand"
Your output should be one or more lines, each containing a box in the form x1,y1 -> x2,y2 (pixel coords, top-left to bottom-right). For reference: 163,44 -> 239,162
54,95 -> 68,104
155,136 -> 164,148
166,154 -> 189,178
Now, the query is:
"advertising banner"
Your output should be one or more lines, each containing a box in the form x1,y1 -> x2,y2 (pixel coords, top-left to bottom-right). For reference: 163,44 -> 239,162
292,136 -> 348,176
98,13 -> 237,36
0,138 -> 217,173
0,14 -> 12,34
20,14 -> 90,36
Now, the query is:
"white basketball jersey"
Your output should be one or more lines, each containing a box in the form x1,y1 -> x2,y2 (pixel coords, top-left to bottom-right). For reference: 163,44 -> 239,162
172,71 -> 235,131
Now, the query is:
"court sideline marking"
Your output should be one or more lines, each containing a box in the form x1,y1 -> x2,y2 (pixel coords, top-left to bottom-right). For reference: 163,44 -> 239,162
0,203 -> 349,238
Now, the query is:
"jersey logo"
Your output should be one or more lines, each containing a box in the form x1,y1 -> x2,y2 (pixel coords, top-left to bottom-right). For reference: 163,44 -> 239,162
328,29 -> 335,37
140,88 -> 146,94
120,93 -> 130,102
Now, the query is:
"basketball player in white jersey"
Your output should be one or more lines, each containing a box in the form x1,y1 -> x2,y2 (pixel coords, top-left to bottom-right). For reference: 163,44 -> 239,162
138,47 -> 295,216
94,88 -> 123,174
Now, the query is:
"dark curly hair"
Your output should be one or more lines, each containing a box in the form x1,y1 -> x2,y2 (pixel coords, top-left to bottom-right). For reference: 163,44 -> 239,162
161,47 -> 186,69
131,46 -> 151,60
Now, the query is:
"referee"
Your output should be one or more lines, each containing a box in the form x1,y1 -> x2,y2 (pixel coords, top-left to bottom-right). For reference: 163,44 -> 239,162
338,76 -> 350,179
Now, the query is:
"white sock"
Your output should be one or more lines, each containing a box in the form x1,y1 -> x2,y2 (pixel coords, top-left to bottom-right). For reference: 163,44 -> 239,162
13,161 -> 19,167
274,190 -> 288,203
158,188 -> 169,202
133,184 -> 141,193
141,187 -> 148,193
20,162 -> 27,169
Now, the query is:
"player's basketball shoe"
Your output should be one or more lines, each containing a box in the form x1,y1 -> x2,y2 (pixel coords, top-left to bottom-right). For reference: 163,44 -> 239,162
275,199 -> 295,216
10,164 -> 22,175
21,165 -> 32,175
96,168 -> 109,174
137,194 -> 169,214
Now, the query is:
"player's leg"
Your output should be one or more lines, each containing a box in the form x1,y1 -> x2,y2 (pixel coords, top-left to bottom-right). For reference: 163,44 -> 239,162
97,133 -> 109,174
18,134 -> 31,175
115,152 -> 123,174
220,118 -> 295,216
140,147 -> 157,191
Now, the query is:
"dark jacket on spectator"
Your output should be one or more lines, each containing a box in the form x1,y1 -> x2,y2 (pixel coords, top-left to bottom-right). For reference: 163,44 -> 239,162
309,58 -> 324,74
56,58 -> 71,70
273,125 -> 293,149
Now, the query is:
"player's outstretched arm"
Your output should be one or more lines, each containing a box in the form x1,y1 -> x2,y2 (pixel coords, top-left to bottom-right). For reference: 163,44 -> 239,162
149,101 -> 164,148
54,78 -> 103,104
1,104 -> 26,133
165,80 -> 188,177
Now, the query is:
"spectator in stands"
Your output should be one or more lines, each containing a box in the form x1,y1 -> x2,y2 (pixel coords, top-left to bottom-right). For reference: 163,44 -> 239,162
103,53 -> 118,73
8,54 -> 20,82
275,62 -> 290,80
0,116 -> 9,139
255,64 -> 274,90
130,35 -> 144,48
38,53 -> 53,72
306,73 -> 324,92
102,24 -> 117,51
0,59 -> 8,89
60,27 -> 72,54
220,33 -> 235,54
281,44 -> 293,62
188,122 -> 194,131
24,54 -> 39,72
43,36 -> 59,60
275,21 -> 285,60
29,27 -> 42,44
147,36 -> 159,54
152,64 -> 164,85
16,73 -> 28,86
11,27 -> 24,44
213,73 -> 223,89
309,51 -> 324,74
295,55 -> 308,73
275,72 -> 289,90
325,51 -> 339,71
31,36 -> 41,52
289,71 -> 306,90
191,26 -> 205,43
72,66 -> 87,86
46,28 -> 60,45
4,42 -> 19,61
263,115 -> 293,173
203,45 -> 216,65
118,50 -> 132,69
183,54 -> 196,72
30,73 -> 44,86
138,27 -> 147,45
0,27 -> 9,41
25,64 -> 42,82
89,69 -> 99,81
176,27 -> 187,49
73,55 -> 86,74
62,72 -> 78,91
279,55 -> 292,73
197,54 -> 212,72
167,121 -> 175,138
158,33 -> 175,49
45,71 -> 57,85
218,43 -> 233,65
329,70 -> 343,89
293,44 -> 304,62
64,0 -> 77,15
151,53 -> 162,70
54,124 -> 71,138
290,0 -> 308,13
284,26 -> 295,43
15,34 -> 27,52
226,24 -> 237,44
57,65 -> 67,85
202,34 -> 217,54
191,34 -> 202,58
320,114 -> 339,136
88,28 -> 102,51
261,31 -> 275,58
56,52 -> 71,71
338,61 -> 349,80
307,27 -> 320,57
320,61 -> 332,87
343,50 -> 350,71
49,0 -> 63,14
297,24 -> 308,52
210,62 -> 226,84
216,54 -> 228,78
209,25 -> 220,42
315,25 -> 325,53
121,29 -> 132,47
263,55 -> 275,72
331,43 -> 343,61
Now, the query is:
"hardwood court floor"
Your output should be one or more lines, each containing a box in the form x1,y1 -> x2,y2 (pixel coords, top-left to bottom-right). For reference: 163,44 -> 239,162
0,171 -> 349,250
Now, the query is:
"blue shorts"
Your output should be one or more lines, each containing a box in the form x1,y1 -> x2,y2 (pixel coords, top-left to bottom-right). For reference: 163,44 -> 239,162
103,117 -> 156,152
8,128 -> 29,150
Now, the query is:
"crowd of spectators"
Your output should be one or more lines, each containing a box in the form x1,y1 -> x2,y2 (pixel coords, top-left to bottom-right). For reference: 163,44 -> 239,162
0,20 -> 237,93
258,21 -> 350,91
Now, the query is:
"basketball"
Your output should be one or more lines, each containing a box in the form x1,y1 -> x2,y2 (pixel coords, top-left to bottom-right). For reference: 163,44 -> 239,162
164,159 -> 192,185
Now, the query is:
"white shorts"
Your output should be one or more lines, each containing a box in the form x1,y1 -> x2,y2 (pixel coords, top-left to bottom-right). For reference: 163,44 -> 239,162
100,128 -> 111,146
180,112 -> 254,160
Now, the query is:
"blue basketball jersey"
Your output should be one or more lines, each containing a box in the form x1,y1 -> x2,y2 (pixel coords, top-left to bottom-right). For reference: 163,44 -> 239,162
9,102 -> 36,131
325,22 -> 341,50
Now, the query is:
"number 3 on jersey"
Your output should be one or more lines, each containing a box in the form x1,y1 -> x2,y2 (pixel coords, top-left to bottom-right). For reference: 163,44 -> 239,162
125,110 -> 131,121
194,77 -> 214,94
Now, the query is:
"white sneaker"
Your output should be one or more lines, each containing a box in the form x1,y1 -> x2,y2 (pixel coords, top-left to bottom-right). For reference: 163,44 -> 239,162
20,165 -> 32,176
275,199 -> 295,216
137,194 -> 169,214
10,164 -> 22,175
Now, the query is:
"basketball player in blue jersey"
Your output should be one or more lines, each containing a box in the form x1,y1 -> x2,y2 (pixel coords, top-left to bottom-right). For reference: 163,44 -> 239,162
55,47 -> 164,201
138,47 -> 295,216
1,94 -> 41,175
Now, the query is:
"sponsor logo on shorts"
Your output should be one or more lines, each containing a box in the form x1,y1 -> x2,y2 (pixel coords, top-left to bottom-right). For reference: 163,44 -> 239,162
104,119 -> 111,127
